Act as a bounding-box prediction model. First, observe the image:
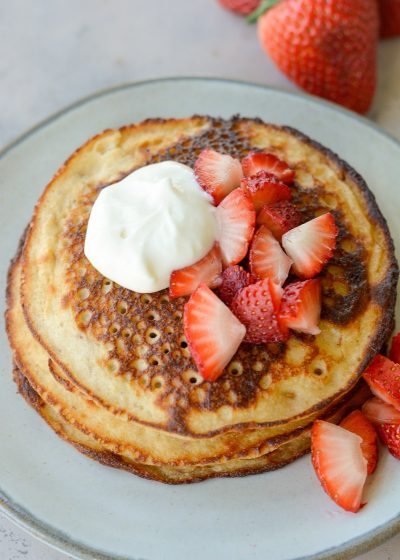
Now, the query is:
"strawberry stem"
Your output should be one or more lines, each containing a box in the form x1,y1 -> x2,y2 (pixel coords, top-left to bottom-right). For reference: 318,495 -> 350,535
246,0 -> 280,24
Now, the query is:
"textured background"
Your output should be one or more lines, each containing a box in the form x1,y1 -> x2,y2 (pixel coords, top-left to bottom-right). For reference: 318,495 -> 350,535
1,1 -> 400,558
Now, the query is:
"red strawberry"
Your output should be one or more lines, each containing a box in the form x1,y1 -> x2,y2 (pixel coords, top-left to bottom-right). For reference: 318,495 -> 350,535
282,213 -> 338,279
230,278 -> 288,343
377,423 -> 400,460
340,410 -> 378,475
241,152 -> 295,183
363,355 -> 400,411
257,0 -> 379,114
249,226 -> 292,286
216,188 -> 256,267
219,265 -> 257,306
257,201 -> 303,241
184,284 -> 246,381
217,0 -> 260,16
311,420 -> 368,513
268,279 -> 284,312
379,0 -> 400,38
241,171 -> 292,211
194,149 -> 243,205
362,397 -> 400,426
169,245 -> 222,298
389,333 -> 400,364
279,279 -> 321,335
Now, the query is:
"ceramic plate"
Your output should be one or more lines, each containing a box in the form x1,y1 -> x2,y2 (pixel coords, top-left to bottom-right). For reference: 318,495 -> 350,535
1,78 -> 400,560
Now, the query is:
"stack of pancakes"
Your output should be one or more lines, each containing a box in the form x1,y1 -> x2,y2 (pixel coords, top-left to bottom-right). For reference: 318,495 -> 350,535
6,116 -> 398,484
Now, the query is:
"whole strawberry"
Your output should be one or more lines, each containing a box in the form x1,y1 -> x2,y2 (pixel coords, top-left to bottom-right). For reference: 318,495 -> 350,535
379,0 -> 400,38
258,0 -> 379,114
218,0 -> 260,16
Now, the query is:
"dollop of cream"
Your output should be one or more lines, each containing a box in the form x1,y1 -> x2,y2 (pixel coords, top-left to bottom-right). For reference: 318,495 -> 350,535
84,161 -> 217,293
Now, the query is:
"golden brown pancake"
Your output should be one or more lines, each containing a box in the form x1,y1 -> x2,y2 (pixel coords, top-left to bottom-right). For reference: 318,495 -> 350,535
13,366 -> 371,484
8,256 -> 368,465
5,116 -> 398,482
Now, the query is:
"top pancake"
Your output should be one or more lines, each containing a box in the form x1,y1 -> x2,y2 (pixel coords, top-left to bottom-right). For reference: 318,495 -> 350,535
21,116 -> 398,437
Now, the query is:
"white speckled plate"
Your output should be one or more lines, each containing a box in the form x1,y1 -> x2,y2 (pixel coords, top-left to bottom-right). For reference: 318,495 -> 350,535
1,78 -> 400,560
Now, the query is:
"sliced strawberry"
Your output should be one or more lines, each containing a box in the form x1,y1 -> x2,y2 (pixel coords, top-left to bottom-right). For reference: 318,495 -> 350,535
241,171 -> 292,211
241,151 -> 295,183
377,423 -> 400,460
279,279 -> 321,336
389,333 -> 400,364
184,284 -> 246,382
169,245 -> 222,298
268,281 -> 287,337
269,280 -> 284,312
249,226 -> 292,286
219,265 -> 257,306
282,213 -> 338,279
230,278 -> 288,343
216,188 -> 256,267
257,201 -> 303,241
311,420 -> 368,513
362,397 -> 400,425
194,149 -> 243,205
363,354 -> 400,411
340,410 -> 378,475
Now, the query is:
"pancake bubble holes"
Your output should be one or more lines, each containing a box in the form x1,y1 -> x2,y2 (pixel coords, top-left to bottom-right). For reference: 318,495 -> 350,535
102,278 -> 112,294
179,336 -> 190,358
183,369 -> 202,386
149,355 -> 161,367
146,327 -> 161,344
228,361 -> 243,377
311,358 -> 328,378
151,375 -> 164,391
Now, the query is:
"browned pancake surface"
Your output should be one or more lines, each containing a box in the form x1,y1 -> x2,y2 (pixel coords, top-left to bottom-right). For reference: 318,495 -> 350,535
19,117 -> 398,438
55,118 -> 396,431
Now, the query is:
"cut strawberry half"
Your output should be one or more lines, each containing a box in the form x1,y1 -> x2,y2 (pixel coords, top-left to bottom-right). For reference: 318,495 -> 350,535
340,410 -> 378,475
389,333 -> 400,364
230,278 -> 288,343
249,226 -> 292,286
194,149 -> 243,205
279,279 -> 321,336
184,284 -> 246,382
269,280 -> 284,313
363,354 -> 400,411
169,245 -> 222,298
241,171 -> 292,211
377,423 -> 400,460
362,397 -> 400,425
216,188 -> 256,267
257,201 -> 303,241
311,420 -> 368,513
282,213 -> 338,279
241,151 -> 295,183
268,280 -> 286,337
219,265 -> 257,307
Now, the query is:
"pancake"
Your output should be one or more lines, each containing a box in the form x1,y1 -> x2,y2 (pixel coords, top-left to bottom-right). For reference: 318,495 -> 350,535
13,366 -> 371,484
20,116 -> 397,444
8,255 -> 366,465
6,116 -> 398,482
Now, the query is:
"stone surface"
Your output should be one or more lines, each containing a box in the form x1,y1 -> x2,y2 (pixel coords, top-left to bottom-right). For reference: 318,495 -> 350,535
1,0 -> 399,558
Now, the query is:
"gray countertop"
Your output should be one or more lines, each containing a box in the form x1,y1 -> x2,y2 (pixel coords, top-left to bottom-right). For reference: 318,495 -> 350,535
1,1 -> 400,558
